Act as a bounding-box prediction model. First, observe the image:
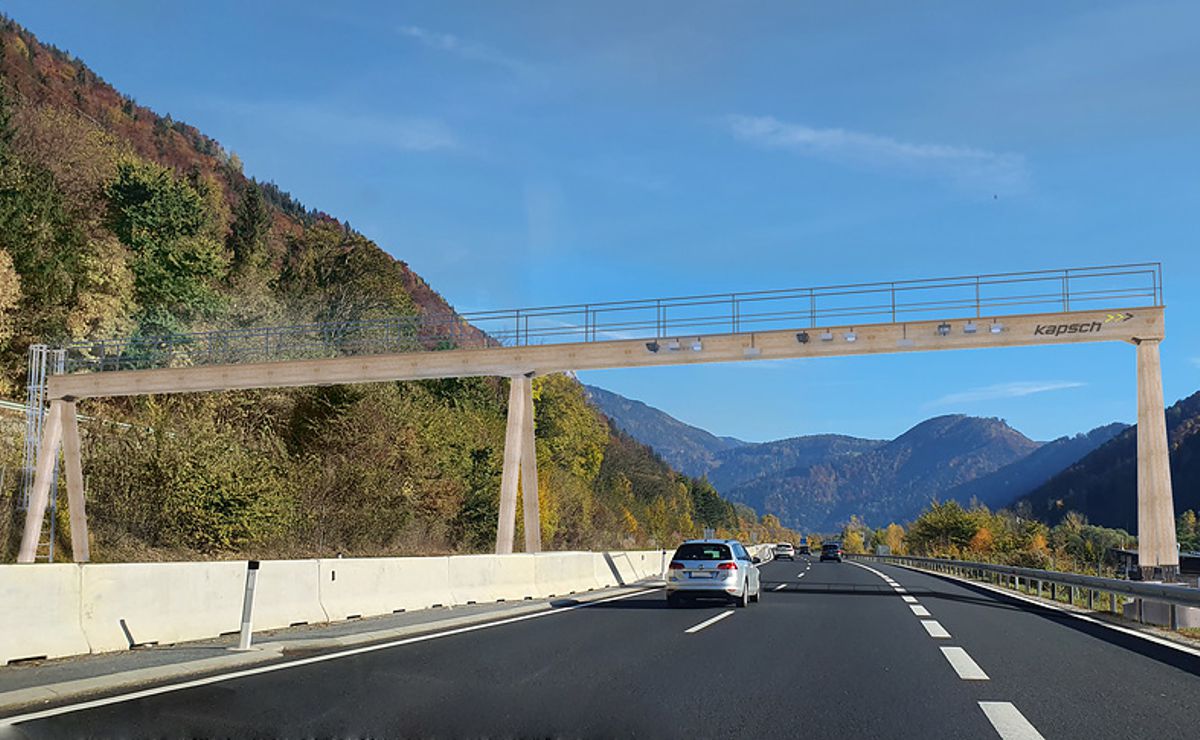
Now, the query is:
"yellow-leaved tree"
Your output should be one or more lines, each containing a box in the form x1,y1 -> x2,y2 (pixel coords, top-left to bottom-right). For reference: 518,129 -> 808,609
842,529 -> 866,554
882,523 -> 906,554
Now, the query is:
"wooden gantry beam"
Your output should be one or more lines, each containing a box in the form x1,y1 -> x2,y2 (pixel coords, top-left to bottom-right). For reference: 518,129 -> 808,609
45,308 -> 1165,401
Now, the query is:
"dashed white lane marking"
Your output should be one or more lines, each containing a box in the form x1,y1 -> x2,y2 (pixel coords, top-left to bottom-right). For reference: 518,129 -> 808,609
893,587 -> 907,593
979,702 -> 1044,739
910,604 -> 931,617
685,610 -> 735,634
773,583 -> 788,591
921,620 -> 951,638
891,561 -> 1200,660
902,595 -> 919,603
941,647 -> 989,680
796,572 -> 806,579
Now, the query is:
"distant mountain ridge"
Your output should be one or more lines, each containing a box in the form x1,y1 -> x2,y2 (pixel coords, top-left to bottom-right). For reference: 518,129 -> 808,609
587,384 -> 1129,532
725,415 -> 1040,530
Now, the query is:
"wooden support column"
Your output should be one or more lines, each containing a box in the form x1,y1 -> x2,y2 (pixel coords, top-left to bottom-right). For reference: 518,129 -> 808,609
61,401 -> 90,562
495,376 -> 527,554
1135,338 -> 1179,580
17,400 -> 65,563
519,375 -> 541,554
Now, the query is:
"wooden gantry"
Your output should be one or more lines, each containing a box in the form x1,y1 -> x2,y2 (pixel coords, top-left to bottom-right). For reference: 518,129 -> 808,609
17,306 -> 1178,575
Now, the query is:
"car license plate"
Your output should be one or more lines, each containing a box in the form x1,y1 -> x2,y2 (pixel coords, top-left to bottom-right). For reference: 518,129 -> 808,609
689,572 -> 714,579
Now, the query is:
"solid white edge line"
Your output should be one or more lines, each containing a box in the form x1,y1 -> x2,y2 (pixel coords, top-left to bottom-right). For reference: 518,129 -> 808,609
910,604 -> 931,617
1,587 -> 658,726
940,646 -> 989,680
684,610 -> 735,634
889,562 -> 1200,660
979,702 -> 1045,739
920,620 -> 951,639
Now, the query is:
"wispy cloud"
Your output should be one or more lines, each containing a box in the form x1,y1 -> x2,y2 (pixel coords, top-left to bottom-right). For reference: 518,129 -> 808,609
215,99 -> 458,153
925,381 -> 1085,408
399,25 -> 530,74
727,115 -> 1028,193
322,110 -> 457,152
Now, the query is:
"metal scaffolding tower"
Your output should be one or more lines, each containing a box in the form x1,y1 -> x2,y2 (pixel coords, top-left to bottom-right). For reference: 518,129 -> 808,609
21,345 -> 65,561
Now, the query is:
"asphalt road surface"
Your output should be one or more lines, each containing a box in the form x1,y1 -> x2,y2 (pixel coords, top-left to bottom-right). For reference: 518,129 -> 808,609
4,556 -> 1199,738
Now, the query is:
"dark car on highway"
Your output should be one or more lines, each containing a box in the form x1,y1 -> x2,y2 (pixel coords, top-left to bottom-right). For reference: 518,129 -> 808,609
820,542 -> 843,562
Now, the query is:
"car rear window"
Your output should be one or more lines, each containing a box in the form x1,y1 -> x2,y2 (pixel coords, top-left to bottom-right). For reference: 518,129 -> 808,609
674,543 -> 732,561
822,544 -> 840,551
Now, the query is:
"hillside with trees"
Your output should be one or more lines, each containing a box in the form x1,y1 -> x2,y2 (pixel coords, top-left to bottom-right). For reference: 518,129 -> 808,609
0,16 -> 791,561
1014,390 -> 1200,532
941,423 -> 1128,510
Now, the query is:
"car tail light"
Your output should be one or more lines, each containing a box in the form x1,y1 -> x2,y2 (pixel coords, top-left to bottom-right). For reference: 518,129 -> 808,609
669,561 -> 684,570
717,562 -> 738,570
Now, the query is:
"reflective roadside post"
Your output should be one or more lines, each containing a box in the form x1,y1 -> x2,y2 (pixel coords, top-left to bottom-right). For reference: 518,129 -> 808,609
233,560 -> 260,651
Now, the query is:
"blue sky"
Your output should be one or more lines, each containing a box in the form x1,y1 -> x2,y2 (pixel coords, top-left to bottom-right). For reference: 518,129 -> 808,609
10,1 -> 1199,442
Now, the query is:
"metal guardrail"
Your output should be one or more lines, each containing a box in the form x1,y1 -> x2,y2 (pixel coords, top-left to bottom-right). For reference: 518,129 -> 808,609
855,554 -> 1200,629
55,263 -> 1162,373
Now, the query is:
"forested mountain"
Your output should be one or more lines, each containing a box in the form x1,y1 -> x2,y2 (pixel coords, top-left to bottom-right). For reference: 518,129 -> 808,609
1014,391 -> 1200,531
583,385 -> 745,477
941,423 -> 1128,510
585,387 -> 1135,533
0,16 -> 791,561
725,415 -> 1040,531
705,434 -> 885,492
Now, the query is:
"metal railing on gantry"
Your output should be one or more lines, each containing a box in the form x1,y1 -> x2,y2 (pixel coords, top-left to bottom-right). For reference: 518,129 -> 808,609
53,263 -> 1162,374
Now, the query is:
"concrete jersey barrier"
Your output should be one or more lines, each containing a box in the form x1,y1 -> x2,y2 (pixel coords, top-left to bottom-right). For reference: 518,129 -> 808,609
447,554 -> 536,604
3,542 -> 774,663
533,552 -> 598,597
253,559 -> 327,630
80,561 -> 245,653
0,564 -> 89,665
318,556 -> 453,621
627,549 -> 668,580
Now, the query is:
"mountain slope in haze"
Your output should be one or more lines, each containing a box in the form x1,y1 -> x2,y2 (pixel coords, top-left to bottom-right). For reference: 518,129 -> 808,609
1015,391 -> 1200,531
942,422 -> 1129,510
583,385 -> 745,477
725,415 -> 1041,531
706,434 -> 885,492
